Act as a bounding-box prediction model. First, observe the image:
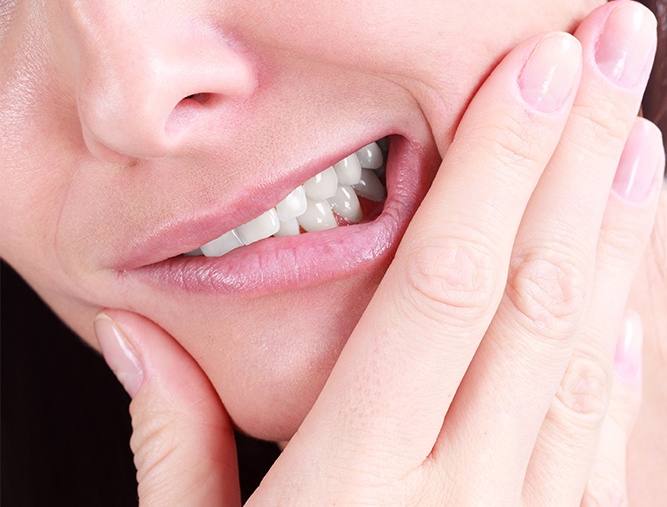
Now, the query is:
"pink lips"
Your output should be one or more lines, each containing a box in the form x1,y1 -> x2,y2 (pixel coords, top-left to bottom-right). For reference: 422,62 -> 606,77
120,136 -> 440,295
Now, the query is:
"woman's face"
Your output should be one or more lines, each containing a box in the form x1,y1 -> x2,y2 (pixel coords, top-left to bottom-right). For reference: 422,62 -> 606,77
1,0 -> 603,440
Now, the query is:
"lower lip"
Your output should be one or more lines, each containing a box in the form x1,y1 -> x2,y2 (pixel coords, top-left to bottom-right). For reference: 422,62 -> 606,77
127,136 -> 438,295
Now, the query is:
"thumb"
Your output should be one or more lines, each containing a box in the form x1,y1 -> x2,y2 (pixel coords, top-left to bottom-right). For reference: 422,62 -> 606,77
94,310 -> 241,507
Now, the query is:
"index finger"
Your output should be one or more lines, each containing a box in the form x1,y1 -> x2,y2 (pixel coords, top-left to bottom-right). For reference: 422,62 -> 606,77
282,32 -> 583,476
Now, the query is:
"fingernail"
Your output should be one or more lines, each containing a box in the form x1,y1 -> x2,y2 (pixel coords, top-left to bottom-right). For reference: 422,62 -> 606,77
612,120 -> 664,202
614,311 -> 643,381
95,313 -> 144,397
595,3 -> 656,87
519,33 -> 582,113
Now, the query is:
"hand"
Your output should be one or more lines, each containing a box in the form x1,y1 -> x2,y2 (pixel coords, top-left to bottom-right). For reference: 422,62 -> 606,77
94,1 -> 664,505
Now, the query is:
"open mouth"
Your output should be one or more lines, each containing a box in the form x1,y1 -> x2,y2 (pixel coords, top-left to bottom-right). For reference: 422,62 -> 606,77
127,133 -> 439,295
186,139 -> 389,258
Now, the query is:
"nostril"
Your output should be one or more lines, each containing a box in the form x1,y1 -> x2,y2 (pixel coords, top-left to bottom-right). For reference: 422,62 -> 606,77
177,93 -> 215,107
166,92 -> 220,138
182,93 -> 213,105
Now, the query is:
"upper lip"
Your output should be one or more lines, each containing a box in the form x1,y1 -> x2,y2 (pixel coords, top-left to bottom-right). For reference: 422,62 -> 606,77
112,130 -> 396,270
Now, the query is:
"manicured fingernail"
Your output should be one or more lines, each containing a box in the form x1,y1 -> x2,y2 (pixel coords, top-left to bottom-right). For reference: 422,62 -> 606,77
612,120 -> 664,202
614,311 -> 643,381
519,33 -> 581,113
595,3 -> 656,87
95,313 -> 144,397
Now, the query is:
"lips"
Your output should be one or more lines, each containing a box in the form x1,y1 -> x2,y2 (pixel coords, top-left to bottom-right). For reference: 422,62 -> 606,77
117,133 -> 439,295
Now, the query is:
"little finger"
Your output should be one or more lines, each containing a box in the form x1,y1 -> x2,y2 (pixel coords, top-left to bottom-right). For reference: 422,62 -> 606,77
580,312 -> 643,507
524,118 -> 663,505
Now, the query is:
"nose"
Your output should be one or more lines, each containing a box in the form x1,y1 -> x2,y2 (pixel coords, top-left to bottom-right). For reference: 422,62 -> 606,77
71,2 -> 256,162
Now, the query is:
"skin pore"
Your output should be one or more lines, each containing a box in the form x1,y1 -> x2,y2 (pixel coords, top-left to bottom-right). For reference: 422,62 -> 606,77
2,0 -> 666,504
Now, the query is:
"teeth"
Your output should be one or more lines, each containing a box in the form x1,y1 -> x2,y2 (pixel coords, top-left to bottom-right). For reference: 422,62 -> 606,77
200,229 -> 243,257
190,138 -> 388,258
235,209 -> 280,245
274,217 -> 301,237
355,142 -> 383,170
303,166 -> 338,201
297,198 -> 338,232
353,169 -> 386,201
275,186 -> 307,222
333,154 -> 362,185
327,185 -> 362,223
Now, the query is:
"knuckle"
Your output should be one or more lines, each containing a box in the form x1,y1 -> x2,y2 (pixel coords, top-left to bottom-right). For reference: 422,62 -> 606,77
571,102 -> 630,150
476,118 -> 545,169
505,249 -> 587,337
553,353 -> 611,426
129,404 -> 181,487
582,476 -> 628,507
597,215 -> 648,265
401,238 -> 498,326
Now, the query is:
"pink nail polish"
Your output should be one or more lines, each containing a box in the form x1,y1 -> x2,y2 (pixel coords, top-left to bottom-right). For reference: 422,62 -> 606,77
614,311 -> 643,381
612,120 -> 663,202
95,314 -> 144,397
519,33 -> 581,113
595,3 -> 656,88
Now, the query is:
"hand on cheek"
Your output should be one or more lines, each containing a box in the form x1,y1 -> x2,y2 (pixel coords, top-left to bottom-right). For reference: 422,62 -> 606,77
95,2 -> 664,505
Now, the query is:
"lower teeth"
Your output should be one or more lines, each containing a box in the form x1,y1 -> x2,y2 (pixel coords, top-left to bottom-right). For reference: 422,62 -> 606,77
188,138 -> 388,258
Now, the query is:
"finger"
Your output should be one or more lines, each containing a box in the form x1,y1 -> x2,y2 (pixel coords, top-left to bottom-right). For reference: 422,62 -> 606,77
438,3 -> 657,501
265,31 -> 582,488
524,119 -> 663,505
581,312 -> 643,507
95,310 -> 241,507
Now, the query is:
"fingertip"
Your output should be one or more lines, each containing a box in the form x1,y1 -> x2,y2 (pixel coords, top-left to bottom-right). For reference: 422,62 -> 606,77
519,32 -> 582,113
612,117 -> 665,203
614,310 -> 643,383
594,1 -> 657,89
94,311 -> 144,398
93,309 -> 183,394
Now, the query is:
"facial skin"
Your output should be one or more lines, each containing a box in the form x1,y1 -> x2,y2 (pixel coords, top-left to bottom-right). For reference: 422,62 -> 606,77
0,0 -> 604,441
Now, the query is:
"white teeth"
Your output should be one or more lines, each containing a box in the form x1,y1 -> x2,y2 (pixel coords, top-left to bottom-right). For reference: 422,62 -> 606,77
274,217 -> 301,237
235,209 -> 280,245
353,168 -> 386,202
184,248 -> 203,256
355,142 -> 383,170
327,185 -> 362,223
303,166 -> 338,201
275,186 -> 308,222
188,139 -> 388,257
297,198 -> 338,232
333,154 -> 362,185
200,229 -> 243,257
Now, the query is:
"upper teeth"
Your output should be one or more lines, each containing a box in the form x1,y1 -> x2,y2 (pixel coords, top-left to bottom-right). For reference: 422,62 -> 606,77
191,140 -> 387,258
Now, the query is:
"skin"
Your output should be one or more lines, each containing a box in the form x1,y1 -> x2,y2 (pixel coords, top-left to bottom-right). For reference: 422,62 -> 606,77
0,0 -> 608,440
1,0 -> 666,503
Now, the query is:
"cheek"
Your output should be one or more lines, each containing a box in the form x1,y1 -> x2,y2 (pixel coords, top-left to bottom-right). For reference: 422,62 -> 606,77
1,114 -> 75,278
387,0 -> 608,153
1,19 -> 85,279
